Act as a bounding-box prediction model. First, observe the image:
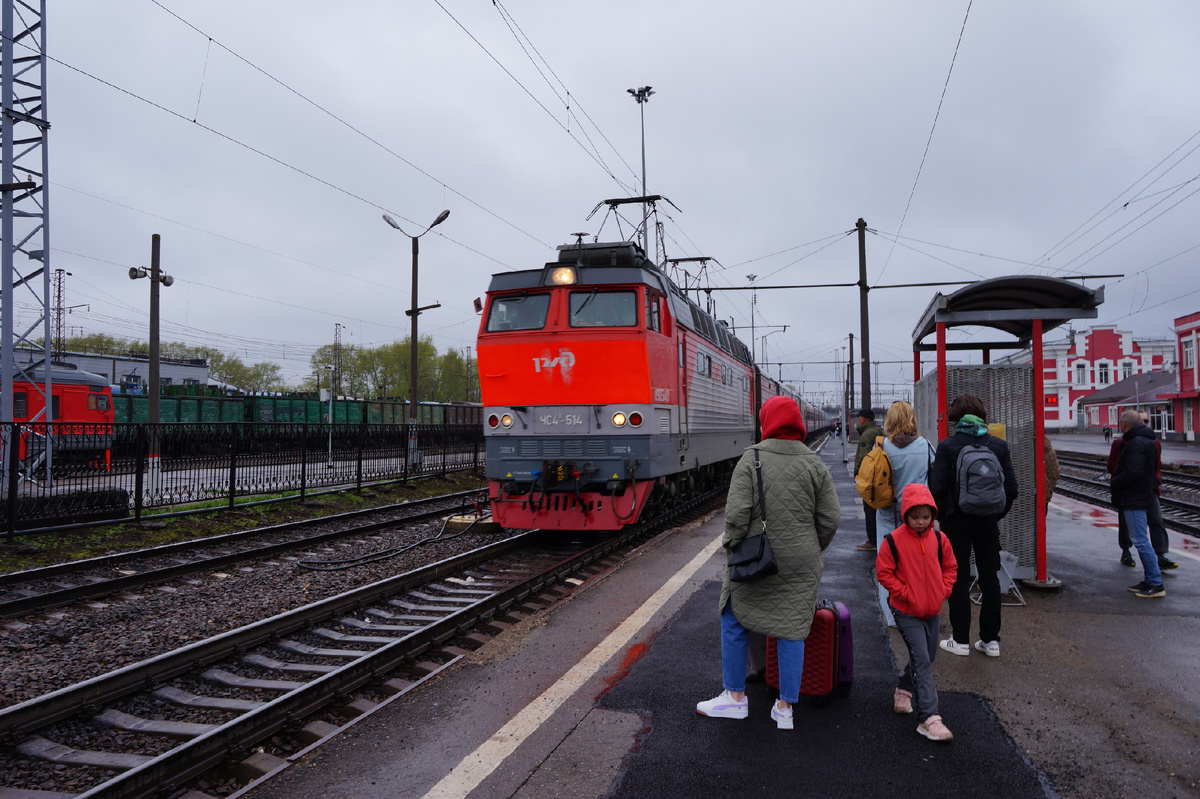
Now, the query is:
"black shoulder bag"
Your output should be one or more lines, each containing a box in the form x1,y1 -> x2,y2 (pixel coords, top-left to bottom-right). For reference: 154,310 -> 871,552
728,452 -> 779,583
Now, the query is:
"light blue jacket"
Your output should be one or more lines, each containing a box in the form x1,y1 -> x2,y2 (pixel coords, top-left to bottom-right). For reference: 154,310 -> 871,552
876,434 -> 936,532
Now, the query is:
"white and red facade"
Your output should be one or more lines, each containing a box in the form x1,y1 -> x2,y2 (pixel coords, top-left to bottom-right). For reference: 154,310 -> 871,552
1162,312 -> 1200,441
999,325 -> 1175,430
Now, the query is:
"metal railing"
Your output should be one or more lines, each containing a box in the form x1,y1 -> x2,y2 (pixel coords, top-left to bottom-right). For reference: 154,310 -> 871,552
1,422 -> 483,536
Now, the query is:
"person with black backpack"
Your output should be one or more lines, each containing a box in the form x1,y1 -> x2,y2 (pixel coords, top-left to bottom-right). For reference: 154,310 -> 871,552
928,393 -> 1018,659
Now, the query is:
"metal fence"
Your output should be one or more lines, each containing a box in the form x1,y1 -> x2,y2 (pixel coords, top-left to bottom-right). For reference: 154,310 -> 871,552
1,422 -> 484,535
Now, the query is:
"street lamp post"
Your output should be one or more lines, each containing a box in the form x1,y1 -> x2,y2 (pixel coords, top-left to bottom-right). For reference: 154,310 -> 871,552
129,234 -> 173,500
382,210 -> 449,467
324,365 -> 334,467
627,85 -> 654,253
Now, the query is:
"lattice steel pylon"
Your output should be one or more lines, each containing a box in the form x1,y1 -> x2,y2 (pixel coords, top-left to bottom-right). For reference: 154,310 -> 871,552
2,0 -> 53,479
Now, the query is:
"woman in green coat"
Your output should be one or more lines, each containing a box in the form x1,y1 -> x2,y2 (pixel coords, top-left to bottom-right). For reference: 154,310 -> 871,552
696,395 -> 841,730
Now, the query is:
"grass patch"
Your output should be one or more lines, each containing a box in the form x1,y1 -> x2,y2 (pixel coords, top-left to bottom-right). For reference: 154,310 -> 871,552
0,472 -> 488,575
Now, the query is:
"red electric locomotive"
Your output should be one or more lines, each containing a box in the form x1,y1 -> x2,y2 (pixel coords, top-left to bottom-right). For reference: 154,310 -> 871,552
6,362 -> 115,469
477,238 -> 828,532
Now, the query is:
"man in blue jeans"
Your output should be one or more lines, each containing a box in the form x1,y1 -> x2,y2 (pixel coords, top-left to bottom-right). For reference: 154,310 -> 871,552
1111,409 -> 1165,598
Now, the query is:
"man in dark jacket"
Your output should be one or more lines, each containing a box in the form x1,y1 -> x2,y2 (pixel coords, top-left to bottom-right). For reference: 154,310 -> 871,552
854,409 -> 884,551
1107,412 -> 1177,570
1110,409 -> 1165,598
928,393 -> 1018,658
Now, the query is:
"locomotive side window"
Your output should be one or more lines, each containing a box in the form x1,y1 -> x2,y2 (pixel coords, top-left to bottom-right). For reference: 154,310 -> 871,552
52,395 -> 61,420
99,394 -> 110,411
696,352 -> 712,377
645,292 -> 661,332
88,395 -> 98,410
13,391 -> 27,419
486,293 -> 550,332
569,290 -> 637,328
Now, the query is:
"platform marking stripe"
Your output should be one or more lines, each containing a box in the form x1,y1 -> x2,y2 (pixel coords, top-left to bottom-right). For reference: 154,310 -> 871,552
421,532 -> 725,799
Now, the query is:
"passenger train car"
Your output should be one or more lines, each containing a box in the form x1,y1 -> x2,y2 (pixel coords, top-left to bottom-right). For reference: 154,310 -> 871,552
476,239 -> 828,531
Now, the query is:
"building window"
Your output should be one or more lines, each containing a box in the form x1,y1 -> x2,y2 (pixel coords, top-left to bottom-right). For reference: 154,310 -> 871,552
1121,361 -> 1133,380
160,377 -> 173,386
1075,363 -> 1087,385
1098,363 -> 1110,385
182,378 -> 200,386
1186,404 -> 1194,434
1185,339 -> 1196,370
1108,406 -> 1118,425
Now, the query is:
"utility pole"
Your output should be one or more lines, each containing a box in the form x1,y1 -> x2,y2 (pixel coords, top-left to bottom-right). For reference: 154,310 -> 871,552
848,334 -> 855,412
857,218 -> 872,414
333,323 -> 343,396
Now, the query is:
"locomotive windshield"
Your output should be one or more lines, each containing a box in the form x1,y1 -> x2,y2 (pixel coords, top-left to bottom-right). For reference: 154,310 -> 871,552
486,293 -> 551,331
569,289 -> 637,328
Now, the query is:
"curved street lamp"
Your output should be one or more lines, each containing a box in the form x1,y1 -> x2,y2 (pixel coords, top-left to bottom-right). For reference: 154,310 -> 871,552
382,210 -> 449,463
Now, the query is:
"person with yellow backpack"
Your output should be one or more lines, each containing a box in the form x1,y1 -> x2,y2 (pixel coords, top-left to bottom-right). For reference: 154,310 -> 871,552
873,401 -> 936,535
853,409 -> 885,551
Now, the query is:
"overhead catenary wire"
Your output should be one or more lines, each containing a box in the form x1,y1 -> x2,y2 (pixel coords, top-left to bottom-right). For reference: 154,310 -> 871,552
873,0 -> 973,287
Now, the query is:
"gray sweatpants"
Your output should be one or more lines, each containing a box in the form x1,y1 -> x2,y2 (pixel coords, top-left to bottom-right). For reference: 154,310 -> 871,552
892,607 -> 941,722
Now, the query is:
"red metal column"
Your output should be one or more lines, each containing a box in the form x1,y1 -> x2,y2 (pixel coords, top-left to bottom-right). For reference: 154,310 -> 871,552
937,322 -> 948,440
913,350 -> 921,384
1033,318 -> 1047,582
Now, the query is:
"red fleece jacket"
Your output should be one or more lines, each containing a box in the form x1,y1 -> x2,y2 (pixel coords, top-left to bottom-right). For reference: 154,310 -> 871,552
875,483 -> 958,619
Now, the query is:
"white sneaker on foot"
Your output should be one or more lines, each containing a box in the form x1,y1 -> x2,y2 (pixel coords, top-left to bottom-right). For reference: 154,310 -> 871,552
974,640 -> 1000,658
696,690 -> 748,719
939,637 -> 970,657
770,700 -> 794,730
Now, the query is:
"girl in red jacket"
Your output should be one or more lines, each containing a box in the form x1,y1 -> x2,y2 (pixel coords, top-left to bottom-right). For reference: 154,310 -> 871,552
876,483 -> 958,742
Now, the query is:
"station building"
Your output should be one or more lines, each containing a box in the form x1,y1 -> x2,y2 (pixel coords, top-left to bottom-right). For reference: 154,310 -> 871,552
997,324 -> 1175,430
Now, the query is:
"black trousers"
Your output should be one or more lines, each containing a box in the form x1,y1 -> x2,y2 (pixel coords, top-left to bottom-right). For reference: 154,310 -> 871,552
945,516 -> 1002,645
863,498 -> 878,545
1117,495 -> 1168,555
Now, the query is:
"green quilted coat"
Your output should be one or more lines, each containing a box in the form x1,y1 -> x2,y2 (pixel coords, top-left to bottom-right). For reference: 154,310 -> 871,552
720,438 -> 841,640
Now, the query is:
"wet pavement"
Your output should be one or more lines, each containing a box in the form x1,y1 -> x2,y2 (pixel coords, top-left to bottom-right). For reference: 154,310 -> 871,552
244,439 -> 1200,799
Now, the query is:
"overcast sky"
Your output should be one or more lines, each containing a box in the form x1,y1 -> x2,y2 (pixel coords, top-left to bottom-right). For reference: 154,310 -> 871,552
35,1 -> 1200,404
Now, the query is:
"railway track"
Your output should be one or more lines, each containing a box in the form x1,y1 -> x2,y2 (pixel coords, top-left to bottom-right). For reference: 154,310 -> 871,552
0,489 -> 490,621
0,486 -> 726,798
1054,455 -> 1200,536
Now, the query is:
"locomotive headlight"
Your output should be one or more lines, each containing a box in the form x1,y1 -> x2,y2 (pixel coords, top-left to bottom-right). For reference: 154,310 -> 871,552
612,412 -> 627,427
500,414 -> 514,428
628,412 -> 643,427
548,266 -> 577,285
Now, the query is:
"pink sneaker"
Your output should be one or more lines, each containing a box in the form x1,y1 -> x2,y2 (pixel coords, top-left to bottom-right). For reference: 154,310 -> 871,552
918,714 -> 953,742
893,687 -> 913,715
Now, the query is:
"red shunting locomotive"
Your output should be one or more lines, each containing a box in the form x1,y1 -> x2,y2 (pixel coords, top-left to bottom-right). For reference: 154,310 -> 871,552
6,362 -> 115,468
476,239 -> 827,532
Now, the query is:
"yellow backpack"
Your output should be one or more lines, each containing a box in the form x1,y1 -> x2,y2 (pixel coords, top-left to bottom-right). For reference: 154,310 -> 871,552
855,436 -> 895,509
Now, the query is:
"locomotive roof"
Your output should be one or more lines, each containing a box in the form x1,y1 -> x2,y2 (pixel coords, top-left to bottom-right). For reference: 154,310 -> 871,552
10,362 -> 111,388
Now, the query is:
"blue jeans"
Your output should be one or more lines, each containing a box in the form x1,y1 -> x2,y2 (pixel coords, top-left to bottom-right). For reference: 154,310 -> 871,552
1123,509 -> 1162,585
721,605 -> 805,703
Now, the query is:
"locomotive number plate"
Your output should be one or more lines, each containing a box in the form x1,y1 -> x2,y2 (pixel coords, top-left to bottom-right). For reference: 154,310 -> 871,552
538,413 -> 584,426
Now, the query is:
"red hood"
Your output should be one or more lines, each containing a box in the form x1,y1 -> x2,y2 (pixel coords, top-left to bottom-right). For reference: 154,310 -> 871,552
899,482 -> 938,525
761,395 -> 807,441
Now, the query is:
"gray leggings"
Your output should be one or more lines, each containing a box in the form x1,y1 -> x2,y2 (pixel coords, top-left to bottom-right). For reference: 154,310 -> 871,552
892,607 -> 941,722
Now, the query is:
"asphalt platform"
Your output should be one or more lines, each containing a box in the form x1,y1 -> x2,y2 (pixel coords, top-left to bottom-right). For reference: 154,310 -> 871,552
245,437 -> 1199,799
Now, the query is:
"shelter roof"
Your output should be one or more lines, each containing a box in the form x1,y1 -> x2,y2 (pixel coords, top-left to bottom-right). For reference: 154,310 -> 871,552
912,276 -> 1104,351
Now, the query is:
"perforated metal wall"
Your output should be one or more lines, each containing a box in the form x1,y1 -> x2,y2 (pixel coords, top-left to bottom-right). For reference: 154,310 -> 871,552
915,365 -> 1036,578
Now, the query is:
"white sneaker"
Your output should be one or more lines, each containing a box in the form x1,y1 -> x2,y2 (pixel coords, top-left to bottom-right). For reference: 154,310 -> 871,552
770,700 -> 794,730
939,637 -> 970,657
974,640 -> 1000,658
696,690 -> 748,719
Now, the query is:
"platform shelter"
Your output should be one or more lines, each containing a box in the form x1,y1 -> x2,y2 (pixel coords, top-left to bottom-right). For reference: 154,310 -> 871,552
910,276 -> 1104,583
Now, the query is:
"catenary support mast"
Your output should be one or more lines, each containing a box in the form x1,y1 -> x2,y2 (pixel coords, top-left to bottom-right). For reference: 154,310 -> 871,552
2,0 -> 53,482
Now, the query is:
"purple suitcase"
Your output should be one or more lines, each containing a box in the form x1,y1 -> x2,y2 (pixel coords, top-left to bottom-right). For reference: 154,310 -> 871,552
832,600 -> 853,695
